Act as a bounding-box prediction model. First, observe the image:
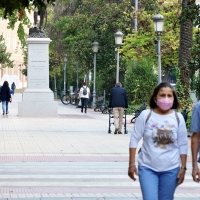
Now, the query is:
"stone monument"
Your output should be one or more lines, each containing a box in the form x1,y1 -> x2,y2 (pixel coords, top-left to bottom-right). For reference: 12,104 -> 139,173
18,10 -> 57,117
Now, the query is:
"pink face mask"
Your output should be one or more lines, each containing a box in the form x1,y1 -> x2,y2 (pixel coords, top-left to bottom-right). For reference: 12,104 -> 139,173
156,98 -> 174,110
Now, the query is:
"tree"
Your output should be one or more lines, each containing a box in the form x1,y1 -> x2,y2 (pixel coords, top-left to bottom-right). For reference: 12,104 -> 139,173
0,35 -> 13,68
125,59 -> 157,105
47,0 -> 132,95
122,0 -> 181,81
0,0 -> 56,18
0,0 -> 57,48
177,0 -> 194,107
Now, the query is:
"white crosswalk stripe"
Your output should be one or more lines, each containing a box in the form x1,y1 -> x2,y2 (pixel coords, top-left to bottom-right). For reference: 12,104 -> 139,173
0,161 -> 198,199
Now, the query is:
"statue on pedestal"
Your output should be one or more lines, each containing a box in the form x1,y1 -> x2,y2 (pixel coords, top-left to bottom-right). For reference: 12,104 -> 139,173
34,8 -> 46,31
29,7 -> 47,38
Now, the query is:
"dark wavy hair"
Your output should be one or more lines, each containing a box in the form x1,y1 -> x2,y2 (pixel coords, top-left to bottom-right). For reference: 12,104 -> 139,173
3,81 -> 9,87
149,82 -> 180,109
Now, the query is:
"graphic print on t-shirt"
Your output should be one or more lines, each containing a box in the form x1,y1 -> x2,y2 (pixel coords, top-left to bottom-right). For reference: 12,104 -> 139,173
151,120 -> 175,149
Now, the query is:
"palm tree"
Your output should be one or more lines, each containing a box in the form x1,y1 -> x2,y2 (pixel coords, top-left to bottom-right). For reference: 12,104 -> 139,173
178,0 -> 193,103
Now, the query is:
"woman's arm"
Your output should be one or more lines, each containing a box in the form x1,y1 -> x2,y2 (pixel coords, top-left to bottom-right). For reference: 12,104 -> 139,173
177,154 -> 187,185
128,111 -> 148,181
128,148 -> 138,181
177,114 -> 188,185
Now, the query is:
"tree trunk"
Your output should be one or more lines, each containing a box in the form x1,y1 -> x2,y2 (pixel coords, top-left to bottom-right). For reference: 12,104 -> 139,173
178,0 -> 193,101
138,0 -> 142,8
163,65 -> 170,82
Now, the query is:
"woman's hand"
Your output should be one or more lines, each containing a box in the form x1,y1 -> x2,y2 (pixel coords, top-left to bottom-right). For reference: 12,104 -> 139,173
128,165 -> 138,181
192,166 -> 200,183
177,168 -> 186,186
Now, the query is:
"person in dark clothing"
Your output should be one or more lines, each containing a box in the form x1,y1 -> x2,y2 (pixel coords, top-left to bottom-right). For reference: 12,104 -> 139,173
0,81 -> 12,115
109,82 -> 128,134
11,82 -> 16,95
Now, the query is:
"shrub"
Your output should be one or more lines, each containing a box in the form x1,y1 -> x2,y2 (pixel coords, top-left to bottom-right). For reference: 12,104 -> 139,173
125,59 -> 157,105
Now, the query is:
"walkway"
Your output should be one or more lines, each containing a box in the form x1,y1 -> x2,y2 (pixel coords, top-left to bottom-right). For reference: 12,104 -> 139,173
0,93 -> 197,200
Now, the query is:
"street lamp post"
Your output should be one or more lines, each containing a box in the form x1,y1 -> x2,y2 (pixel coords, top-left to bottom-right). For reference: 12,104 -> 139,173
92,41 -> 99,108
76,62 -> 79,92
54,75 -> 57,99
152,13 -> 164,84
114,31 -> 124,83
63,54 -> 67,95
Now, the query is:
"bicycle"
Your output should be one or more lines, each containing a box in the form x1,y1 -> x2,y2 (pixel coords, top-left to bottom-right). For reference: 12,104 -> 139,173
130,102 -> 147,123
61,90 -> 79,105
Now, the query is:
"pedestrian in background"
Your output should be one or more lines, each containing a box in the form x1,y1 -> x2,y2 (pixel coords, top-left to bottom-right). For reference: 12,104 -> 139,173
11,82 -> 16,95
108,82 -> 128,134
190,101 -> 200,183
128,82 -> 188,200
0,81 -> 12,115
79,82 -> 90,113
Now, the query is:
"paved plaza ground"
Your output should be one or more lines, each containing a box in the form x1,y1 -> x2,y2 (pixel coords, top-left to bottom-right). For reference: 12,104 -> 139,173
0,93 -> 198,200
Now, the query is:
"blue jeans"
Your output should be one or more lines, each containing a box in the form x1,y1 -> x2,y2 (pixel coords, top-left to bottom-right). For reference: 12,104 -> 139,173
2,101 -> 9,114
138,165 -> 179,200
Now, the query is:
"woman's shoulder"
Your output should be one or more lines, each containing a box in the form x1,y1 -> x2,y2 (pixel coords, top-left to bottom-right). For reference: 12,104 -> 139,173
141,109 -> 151,114
139,109 -> 151,118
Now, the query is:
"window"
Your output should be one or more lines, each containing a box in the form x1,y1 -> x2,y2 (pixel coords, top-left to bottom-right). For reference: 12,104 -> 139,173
7,34 -> 10,49
13,35 -> 16,50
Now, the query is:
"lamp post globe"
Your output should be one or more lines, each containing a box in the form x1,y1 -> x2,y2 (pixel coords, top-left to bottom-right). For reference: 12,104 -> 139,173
63,54 -> 67,95
152,13 -> 164,34
152,13 -> 164,84
92,42 -> 99,53
114,31 -> 124,83
114,31 -> 124,46
63,54 -> 67,63
92,41 -> 99,108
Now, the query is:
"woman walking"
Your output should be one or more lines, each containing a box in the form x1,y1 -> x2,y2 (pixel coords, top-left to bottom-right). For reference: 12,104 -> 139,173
128,82 -> 188,200
0,81 -> 12,115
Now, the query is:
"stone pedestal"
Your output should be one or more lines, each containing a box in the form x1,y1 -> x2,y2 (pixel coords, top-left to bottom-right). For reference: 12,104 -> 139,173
18,38 -> 58,117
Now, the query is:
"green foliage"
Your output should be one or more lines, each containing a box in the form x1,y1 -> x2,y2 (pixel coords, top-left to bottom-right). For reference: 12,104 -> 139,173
0,8 -> 31,62
175,69 -> 193,109
141,0 -> 160,14
48,0 -> 132,94
122,1 -> 181,80
0,0 -> 56,18
21,47 -> 28,76
176,68 -> 194,130
190,29 -> 200,73
0,35 -> 14,68
186,114 -> 192,131
125,59 -> 157,105
193,71 -> 200,100
180,0 -> 200,28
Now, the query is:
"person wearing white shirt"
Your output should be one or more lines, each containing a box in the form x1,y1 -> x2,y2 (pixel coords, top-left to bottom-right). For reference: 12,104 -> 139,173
79,82 -> 90,113
128,82 -> 188,200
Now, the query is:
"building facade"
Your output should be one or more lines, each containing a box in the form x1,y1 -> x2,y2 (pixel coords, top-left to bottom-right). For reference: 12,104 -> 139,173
0,16 -> 31,89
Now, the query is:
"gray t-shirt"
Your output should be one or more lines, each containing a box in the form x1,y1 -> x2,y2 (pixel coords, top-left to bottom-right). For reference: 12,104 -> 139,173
190,101 -> 200,162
